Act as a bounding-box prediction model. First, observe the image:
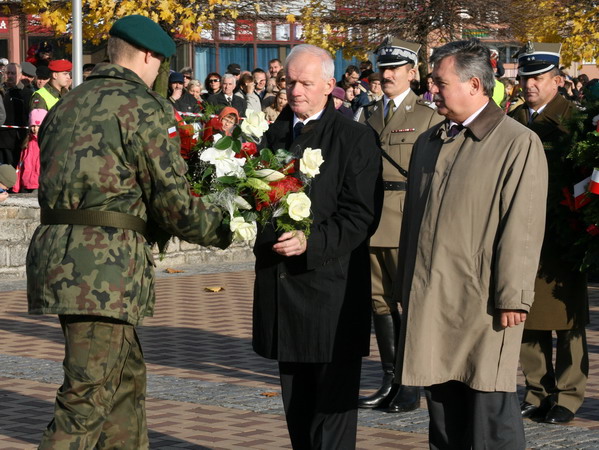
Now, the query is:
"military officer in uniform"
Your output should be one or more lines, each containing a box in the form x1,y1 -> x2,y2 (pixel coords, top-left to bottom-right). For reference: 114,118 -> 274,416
510,42 -> 589,424
30,59 -> 72,111
27,15 -> 231,448
357,38 -> 442,412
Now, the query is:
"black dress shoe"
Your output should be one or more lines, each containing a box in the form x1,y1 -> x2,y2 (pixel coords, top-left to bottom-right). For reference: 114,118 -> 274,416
521,400 -> 552,419
521,402 -> 539,418
544,405 -> 575,424
386,385 -> 420,413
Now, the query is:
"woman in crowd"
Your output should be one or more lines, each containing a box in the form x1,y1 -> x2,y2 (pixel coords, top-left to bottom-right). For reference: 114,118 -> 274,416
262,71 -> 286,109
263,89 -> 287,122
421,73 -> 435,103
237,73 -> 262,113
203,72 -> 222,101
187,79 -> 203,105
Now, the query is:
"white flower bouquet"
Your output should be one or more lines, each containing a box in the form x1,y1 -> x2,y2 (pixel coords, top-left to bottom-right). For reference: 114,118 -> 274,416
185,110 -> 324,242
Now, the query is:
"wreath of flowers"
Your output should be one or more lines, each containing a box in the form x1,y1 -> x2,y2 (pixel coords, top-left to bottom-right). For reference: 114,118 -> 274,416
563,94 -> 599,272
177,109 -> 323,243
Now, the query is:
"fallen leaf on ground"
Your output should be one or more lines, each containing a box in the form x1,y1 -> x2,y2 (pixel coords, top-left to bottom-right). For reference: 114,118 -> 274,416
204,286 -> 225,292
260,392 -> 279,397
165,268 -> 185,273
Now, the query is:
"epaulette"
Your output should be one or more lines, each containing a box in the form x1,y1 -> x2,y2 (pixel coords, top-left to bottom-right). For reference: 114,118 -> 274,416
415,98 -> 437,110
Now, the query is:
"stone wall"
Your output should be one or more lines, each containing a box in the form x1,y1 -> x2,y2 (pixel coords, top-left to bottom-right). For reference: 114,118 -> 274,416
0,194 -> 255,280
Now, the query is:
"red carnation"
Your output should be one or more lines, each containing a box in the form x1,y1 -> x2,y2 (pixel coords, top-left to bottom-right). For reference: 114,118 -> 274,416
202,117 -> 223,143
255,176 -> 303,211
236,142 -> 258,158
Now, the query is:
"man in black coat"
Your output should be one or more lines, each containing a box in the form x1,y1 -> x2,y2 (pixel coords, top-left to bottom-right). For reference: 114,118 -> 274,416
206,73 -> 246,117
252,44 -> 382,449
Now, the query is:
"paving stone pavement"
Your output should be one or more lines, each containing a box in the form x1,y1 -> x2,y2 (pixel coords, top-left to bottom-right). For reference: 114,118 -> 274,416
1,264 -> 599,449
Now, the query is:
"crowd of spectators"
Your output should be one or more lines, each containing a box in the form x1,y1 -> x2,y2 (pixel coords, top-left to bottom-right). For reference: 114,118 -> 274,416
0,45 -> 597,201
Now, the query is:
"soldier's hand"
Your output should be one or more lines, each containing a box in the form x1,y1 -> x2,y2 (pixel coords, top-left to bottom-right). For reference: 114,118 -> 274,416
272,231 -> 307,257
498,309 -> 527,328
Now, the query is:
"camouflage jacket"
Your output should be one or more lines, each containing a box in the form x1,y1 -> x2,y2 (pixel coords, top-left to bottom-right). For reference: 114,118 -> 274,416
27,63 -> 231,325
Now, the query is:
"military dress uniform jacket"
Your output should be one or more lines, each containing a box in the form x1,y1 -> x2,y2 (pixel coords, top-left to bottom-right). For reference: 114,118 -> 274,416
252,101 -> 383,363
361,91 -> 442,247
510,94 -> 589,330
26,64 -> 231,326
395,102 -> 547,392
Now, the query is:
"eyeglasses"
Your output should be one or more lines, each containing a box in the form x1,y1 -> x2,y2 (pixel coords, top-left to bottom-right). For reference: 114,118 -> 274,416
209,79 -> 219,83
184,75 -> 191,80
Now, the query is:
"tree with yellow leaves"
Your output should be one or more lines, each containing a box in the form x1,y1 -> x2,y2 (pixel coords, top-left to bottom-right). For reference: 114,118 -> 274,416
19,0 -> 282,44
507,0 -> 599,66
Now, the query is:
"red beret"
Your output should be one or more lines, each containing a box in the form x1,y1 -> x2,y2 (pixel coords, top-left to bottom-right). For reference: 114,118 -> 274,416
48,59 -> 72,72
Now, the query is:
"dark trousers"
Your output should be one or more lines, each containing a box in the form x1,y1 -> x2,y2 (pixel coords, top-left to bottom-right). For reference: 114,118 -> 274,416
279,358 -> 362,450
425,381 -> 525,450
521,328 -> 588,413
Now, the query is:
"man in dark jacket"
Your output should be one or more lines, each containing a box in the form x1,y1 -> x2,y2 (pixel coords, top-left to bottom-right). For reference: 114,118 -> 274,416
253,44 -> 382,449
510,42 -> 589,425
0,63 -> 31,165
168,71 -> 200,113
207,73 -> 246,117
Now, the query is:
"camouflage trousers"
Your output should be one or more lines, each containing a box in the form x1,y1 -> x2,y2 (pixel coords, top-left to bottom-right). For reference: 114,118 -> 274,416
39,315 -> 148,449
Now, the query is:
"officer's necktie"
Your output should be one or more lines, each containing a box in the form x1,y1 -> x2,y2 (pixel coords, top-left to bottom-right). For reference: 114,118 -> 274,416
529,111 -> 538,125
385,102 -> 395,125
293,121 -> 304,139
448,124 -> 464,137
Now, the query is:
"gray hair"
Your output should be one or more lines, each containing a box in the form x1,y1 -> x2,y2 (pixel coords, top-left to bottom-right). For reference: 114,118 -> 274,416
222,73 -> 236,84
285,44 -> 334,80
430,39 -> 495,97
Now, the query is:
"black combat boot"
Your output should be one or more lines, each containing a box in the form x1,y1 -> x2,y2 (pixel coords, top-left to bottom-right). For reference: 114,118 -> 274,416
358,312 -> 400,409
386,385 -> 420,413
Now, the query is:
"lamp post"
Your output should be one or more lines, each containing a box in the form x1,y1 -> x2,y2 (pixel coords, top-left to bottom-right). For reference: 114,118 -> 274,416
72,0 -> 82,88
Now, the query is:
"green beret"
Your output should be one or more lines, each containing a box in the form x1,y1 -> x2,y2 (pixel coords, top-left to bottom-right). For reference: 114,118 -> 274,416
109,15 -> 175,58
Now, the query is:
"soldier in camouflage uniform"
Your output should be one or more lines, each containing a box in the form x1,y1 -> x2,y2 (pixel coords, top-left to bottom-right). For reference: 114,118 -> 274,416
26,15 -> 231,449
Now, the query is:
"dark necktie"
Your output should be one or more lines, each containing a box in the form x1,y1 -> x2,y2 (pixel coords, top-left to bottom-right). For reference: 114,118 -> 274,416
448,124 -> 464,137
294,121 -> 304,139
226,96 -> 232,105
529,111 -> 538,125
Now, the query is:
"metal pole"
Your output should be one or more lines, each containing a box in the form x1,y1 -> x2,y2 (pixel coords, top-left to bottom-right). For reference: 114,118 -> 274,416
72,0 -> 83,88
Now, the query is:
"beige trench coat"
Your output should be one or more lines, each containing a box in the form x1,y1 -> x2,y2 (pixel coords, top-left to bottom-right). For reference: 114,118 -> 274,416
395,102 -> 548,392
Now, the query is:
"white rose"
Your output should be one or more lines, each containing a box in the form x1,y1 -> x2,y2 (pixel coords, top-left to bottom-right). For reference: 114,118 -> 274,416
240,110 -> 269,139
300,148 -> 324,178
230,217 -> 257,242
285,192 -> 311,221
254,168 -> 285,182
200,147 -> 246,178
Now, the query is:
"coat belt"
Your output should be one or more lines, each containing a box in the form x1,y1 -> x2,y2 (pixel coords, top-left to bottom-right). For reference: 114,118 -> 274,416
383,181 -> 406,191
40,209 -> 147,237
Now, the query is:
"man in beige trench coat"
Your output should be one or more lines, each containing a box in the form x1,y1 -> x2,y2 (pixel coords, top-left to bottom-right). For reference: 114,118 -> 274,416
394,39 -> 548,449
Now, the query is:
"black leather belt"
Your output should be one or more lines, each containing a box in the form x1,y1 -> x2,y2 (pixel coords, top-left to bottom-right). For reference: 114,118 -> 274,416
383,181 -> 406,191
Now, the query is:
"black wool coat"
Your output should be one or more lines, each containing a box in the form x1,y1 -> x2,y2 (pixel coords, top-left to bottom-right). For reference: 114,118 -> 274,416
252,100 -> 383,363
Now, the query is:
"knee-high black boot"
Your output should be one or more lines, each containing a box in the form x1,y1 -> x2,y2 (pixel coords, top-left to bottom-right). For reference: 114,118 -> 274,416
358,311 -> 400,409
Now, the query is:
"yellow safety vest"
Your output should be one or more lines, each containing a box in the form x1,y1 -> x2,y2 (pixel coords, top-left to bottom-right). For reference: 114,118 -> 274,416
34,86 -> 60,110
